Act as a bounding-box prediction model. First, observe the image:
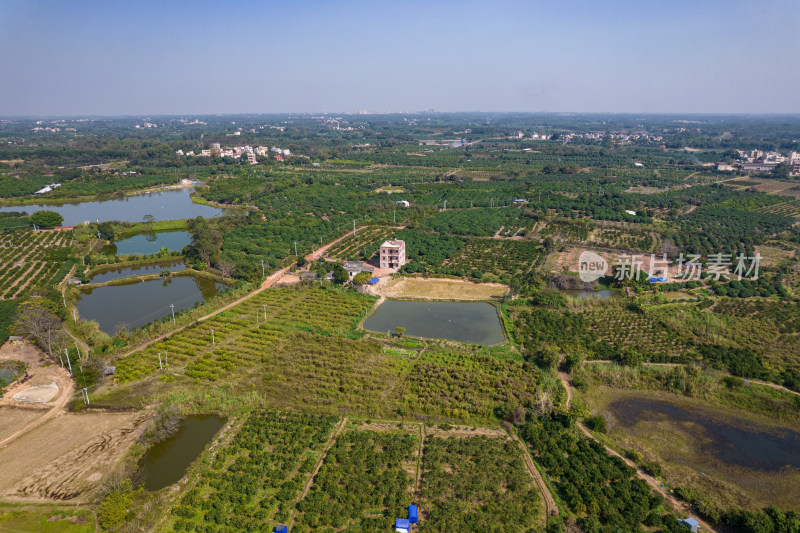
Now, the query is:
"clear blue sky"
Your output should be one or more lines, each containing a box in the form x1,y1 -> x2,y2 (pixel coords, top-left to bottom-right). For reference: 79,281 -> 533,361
1,0 -> 798,115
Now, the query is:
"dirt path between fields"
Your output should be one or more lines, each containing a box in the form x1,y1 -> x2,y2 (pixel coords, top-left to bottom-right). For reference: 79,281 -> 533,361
584,360 -> 800,397
558,371 -> 719,532
114,228 -> 369,361
507,430 -> 559,518
288,417 -> 348,530
0,373 -> 73,451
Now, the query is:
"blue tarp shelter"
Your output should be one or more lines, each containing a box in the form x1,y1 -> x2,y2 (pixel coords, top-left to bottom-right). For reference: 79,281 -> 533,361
649,276 -> 668,283
396,518 -> 411,529
275,525 -> 288,533
368,277 -> 380,285
408,504 -> 418,523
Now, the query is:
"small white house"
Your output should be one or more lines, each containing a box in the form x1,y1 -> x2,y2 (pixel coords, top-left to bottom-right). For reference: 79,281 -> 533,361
625,210 -> 637,216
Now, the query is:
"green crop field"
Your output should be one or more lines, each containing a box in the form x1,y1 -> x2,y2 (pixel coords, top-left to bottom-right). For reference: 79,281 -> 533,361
418,435 -> 543,531
0,229 -> 73,299
169,411 -> 337,532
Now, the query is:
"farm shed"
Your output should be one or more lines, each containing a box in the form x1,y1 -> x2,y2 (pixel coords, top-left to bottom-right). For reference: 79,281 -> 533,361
395,518 -> 410,532
274,525 -> 288,533
408,504 -> 418,523
343,261 -> 375,278
679,517 -> 700,532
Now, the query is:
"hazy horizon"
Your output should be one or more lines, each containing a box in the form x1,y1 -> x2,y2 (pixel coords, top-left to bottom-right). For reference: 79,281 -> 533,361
2,0 -> 799,116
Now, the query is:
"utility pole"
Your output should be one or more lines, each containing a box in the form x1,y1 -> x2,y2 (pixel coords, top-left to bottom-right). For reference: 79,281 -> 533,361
62,289 -> 66,308
263,304 -> 266,320
353,220 -> 356,236
393,210 -> 396,224
261,259 -> 265,278
170,304 -> 175,324
443,200 -> 447,211
491,198 -> 494,208
82,388 -> 90,405
158,353 -> 163,370
65,349 -> 72,375
75,341 -> 81,361
294,241 -> 298,256
211,328 -> 215,345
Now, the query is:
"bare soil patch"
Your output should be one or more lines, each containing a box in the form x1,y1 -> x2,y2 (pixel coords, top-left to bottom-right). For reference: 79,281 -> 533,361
0,411 -> 147,502
0,407 -> 42,442
370,277 -> 508,300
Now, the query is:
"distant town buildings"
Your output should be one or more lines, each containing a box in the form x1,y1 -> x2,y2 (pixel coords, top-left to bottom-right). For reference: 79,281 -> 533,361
379,239 -> 406,270
176,143 -> 297,165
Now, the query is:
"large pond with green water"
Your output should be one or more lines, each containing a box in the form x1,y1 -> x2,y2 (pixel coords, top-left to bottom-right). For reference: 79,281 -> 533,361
0,188 -> 223,225
363,300 -> 504,346
101,231 -> 192,256
139,415 -> 226,491
77,274 -> 227,334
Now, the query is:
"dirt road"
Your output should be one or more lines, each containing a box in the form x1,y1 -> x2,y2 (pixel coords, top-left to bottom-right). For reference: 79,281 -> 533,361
0,375 -> 73,451
557,371 -> 719,532
288,417 -> 347,530
507,430 -> 559,518
114,228 -> 369,361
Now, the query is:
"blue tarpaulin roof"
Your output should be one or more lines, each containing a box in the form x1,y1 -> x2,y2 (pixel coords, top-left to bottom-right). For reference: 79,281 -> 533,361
396,518 -> 411,529
368,277 -> 380,285
649,276 -> 668,282
408,504 -> 418,523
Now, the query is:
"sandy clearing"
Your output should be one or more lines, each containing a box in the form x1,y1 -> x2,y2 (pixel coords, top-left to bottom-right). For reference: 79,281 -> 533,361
370,277 -> 508,300
0,411 -> 147,502
13,382 -> 59,403
0,407 -> 42,442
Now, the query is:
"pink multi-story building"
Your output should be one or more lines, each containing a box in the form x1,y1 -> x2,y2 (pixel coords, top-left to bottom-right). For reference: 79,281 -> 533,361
379,239 -> 406,270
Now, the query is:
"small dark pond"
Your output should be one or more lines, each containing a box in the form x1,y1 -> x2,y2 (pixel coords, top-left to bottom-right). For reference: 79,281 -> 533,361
561,289 -> 621,299
88,260 -> 186,284
101,231 -> 191,256
608,397 -> 800,472
0,368 -> 18,386
363,300 -> 504,346
139,415 -> 226,491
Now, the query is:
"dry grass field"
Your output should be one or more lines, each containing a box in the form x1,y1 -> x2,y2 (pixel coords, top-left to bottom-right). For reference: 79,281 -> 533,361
370,277 -> 508,300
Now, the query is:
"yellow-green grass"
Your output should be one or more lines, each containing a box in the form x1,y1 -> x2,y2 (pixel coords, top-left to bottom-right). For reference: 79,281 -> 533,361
0,504 -> 96,532
577,385 -> 800,512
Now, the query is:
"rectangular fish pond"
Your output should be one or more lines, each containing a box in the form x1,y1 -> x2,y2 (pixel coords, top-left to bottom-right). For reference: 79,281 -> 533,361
138,415 -> 226,491
363,300 -> 505,346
